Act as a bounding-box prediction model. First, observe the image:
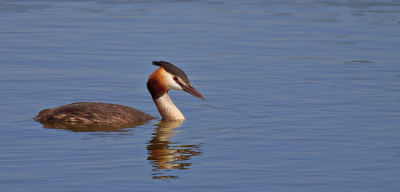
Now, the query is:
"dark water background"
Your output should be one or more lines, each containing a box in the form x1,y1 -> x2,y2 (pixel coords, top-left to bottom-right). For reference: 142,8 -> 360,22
0,0 -> 399,191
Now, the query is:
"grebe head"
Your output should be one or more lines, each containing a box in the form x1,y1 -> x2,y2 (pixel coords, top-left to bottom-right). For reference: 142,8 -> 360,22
147,61 -> 204,100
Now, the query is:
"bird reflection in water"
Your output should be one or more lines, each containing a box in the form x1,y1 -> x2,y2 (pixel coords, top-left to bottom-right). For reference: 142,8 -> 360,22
39,119 -> 203,179
147,120 -> 203,179
39,120 -> 146,132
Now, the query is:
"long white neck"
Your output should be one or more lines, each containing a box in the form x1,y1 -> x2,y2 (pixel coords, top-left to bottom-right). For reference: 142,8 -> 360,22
154,93 -> 185,120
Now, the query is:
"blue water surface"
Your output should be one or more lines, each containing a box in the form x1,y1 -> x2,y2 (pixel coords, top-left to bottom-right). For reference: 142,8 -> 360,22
0,0 -> 399,191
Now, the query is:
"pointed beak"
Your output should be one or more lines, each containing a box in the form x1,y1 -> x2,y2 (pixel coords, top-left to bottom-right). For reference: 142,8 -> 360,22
181,84 -> 204,100
173,77 -> 204,100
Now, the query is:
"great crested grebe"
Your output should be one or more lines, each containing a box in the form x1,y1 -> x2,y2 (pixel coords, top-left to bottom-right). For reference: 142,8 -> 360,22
34,61 -> 204,125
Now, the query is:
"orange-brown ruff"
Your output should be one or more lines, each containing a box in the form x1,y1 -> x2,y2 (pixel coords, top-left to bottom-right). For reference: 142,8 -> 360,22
34,61 -> 204,125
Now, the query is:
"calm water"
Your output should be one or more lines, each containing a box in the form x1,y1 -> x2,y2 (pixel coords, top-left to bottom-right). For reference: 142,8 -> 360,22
1,0 -> 399,191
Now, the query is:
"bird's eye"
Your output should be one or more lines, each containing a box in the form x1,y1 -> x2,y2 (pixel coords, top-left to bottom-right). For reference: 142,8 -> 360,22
173,77 -> 179,81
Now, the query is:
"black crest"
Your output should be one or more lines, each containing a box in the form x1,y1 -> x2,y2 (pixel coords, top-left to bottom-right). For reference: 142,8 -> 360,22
152,61 -> 191,85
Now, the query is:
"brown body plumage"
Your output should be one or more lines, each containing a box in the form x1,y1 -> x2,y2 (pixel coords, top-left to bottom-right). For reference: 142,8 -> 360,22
34,61 -> 204,126
34,102 -> 155,124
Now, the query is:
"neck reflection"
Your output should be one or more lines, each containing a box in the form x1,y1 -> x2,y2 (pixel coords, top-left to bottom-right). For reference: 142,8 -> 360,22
146,120 -> 203,179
